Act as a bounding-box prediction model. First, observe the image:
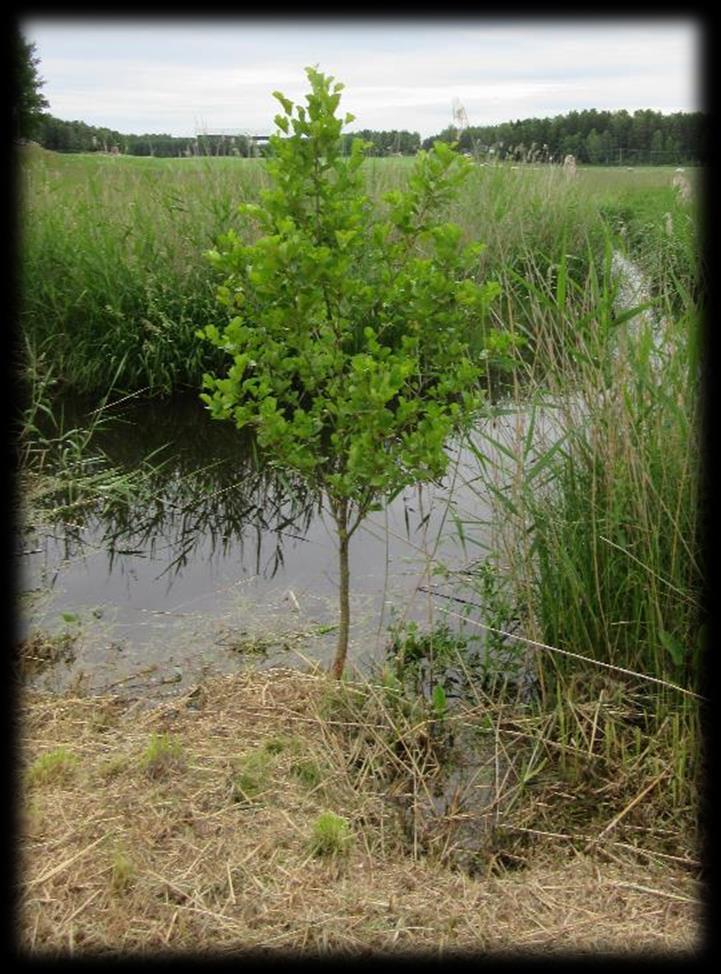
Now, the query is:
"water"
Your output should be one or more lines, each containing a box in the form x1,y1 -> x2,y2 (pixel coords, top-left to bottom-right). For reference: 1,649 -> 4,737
17,396 -> 456,692
18,393 -> 567,697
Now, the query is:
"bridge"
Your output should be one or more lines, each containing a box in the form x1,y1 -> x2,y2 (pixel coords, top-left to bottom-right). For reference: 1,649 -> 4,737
196,130 -> 271,143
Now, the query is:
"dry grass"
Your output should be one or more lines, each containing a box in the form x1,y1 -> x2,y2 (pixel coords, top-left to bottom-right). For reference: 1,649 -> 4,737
16,630 -> 78,680
17,667 -> 704,958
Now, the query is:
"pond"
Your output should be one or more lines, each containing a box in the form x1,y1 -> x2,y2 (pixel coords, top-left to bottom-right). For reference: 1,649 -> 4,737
17,392 -> 565,697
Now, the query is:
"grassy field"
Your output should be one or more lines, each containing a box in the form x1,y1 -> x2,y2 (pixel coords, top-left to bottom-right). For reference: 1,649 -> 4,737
18,144 -> 701,395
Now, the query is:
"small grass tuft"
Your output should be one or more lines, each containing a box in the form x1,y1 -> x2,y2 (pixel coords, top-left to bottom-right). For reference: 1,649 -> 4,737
308,811 -> 353,859
230,748 -> 273,804
139,732 -> 184,778
26,747 -> 80,788
262,734 -> 296,755
99,754 -> 130,780
110,844 -> 136,894
290,756 -> 324,790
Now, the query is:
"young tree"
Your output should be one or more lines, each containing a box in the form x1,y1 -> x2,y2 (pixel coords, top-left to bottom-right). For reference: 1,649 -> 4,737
14,34 -> 49,141
198,67 -> 499,678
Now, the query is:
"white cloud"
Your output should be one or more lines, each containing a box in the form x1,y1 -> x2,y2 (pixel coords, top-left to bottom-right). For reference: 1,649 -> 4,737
24,19 -> 701,137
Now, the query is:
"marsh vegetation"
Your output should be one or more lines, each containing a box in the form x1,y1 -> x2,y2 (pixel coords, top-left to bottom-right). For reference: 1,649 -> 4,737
16,73 -> 706,954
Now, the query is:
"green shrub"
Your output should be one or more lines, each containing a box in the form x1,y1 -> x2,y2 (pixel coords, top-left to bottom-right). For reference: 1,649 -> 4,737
199,67 -> 499,678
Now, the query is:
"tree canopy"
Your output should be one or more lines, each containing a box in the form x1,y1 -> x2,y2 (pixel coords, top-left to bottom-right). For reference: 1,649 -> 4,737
15,34 -> 49,141
198,67 -> 499,677
427,107 -> 706,166
30,100 -> 705,166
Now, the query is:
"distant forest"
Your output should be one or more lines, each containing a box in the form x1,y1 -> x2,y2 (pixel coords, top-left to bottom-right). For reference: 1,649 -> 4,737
33,107 -> 705,165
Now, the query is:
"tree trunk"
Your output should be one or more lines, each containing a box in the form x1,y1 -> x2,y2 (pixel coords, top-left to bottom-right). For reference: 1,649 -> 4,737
330,499 -> 350,680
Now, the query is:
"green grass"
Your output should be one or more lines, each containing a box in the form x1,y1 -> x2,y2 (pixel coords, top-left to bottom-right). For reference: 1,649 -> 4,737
140,732 -> 185,778
16,366 -> 168,529
20,146 -> 698,398
308,811 -> 353,859
18,146 -> 704,832
18,148 -> 269,395
26,747 -> 80,788
451,178 -> 704,821
463,270 -> 702,673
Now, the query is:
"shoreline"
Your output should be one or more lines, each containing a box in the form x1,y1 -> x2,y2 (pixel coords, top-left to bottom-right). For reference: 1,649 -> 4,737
18,665 -> 703,956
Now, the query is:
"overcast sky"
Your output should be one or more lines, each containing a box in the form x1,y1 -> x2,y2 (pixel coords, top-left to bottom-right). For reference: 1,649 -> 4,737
22,17 -> 702,138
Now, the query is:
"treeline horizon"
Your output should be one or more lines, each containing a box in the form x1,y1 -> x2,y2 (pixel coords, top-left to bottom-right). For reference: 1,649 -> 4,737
31,106 -> 705,166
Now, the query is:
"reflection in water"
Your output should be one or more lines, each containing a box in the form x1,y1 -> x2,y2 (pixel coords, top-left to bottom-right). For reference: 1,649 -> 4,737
21,393 -> 474,693
39,393 -> 320,581
19,393 -> 568,696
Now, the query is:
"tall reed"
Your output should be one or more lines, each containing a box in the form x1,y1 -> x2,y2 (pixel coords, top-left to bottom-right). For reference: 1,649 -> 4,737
18,149 -> 271,395
463,220 -> 703,691
450,197 -> 704,833
20,148 -> 661,398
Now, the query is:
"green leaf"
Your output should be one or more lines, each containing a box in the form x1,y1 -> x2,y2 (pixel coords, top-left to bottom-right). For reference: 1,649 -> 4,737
198,67 -> 500,680
272,91 -> 294,115
432,683 -> 448,718
432,140 -> 455,165
659,629 -> 685,669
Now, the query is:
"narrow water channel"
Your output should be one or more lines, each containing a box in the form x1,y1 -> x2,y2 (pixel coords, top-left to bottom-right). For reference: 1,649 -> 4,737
18,392 -> 566,697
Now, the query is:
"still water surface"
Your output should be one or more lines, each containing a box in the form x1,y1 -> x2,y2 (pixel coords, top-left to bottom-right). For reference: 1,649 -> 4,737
19,393 -> 563,696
